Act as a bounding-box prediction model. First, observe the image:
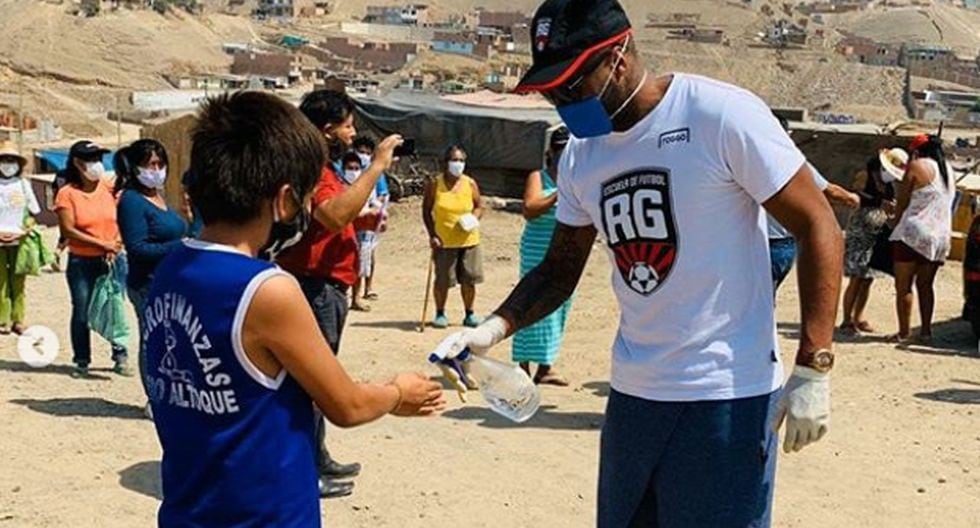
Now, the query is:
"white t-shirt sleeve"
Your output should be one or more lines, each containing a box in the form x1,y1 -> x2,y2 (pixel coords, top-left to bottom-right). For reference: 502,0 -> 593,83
555,147 -> 593,227
807,162 -> 829,192
720,92 -> 806,204
24,180 -> 40,215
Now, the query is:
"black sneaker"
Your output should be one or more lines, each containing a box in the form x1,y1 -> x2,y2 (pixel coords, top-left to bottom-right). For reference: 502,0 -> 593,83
70,364 -> 89,379
318,478 -> 354,499
319,459 -> 362,479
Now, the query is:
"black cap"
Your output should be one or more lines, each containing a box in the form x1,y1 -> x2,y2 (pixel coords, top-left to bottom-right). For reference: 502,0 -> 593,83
69,140 -> 110,160
515,0 -> 632,93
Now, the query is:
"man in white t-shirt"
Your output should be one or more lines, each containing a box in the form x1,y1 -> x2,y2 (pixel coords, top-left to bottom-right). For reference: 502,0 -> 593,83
433,0 -> 844,526
767,116 -> 859,296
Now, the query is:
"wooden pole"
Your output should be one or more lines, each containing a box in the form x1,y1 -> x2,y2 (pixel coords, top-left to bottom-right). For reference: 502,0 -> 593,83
419,255 -> 435,332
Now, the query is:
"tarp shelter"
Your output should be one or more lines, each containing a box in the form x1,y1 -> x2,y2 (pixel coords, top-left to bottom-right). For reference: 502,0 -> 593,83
34,148 -> 115,174
353,90 -> 561,197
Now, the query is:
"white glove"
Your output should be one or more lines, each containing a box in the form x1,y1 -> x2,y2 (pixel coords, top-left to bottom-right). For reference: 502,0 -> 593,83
774,366 -> 830,453
428,315 -> 510,397
431,315 -> 509,360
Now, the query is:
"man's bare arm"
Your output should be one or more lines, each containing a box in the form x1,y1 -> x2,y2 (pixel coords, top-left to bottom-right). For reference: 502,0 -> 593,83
765,165 -> 844,357
495,222 -> 597,333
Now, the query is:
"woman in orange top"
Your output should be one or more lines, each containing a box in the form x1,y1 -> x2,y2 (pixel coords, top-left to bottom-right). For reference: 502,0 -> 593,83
54,141 -> 128,379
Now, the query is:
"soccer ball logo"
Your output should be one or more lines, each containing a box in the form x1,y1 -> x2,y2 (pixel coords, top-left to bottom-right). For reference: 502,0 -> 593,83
628,262 -> 660,295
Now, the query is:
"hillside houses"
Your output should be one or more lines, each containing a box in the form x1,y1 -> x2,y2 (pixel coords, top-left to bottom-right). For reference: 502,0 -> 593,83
230,52 -> 304,88
308,38 -> 421,74
363,4 -> 433,26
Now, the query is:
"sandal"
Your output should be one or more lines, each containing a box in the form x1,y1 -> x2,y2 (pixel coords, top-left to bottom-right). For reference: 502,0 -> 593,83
534,373 -> 570,387
838,322 -> 860,337
855,321 -> 875,333
363,292 -> 379,300
885,333 -> 913,347
350,303 -> 371,312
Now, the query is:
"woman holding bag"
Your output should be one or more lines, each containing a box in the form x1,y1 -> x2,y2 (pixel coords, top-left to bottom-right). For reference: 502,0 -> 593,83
422,144 -> 485,329
840,150 -> 902,336
54,140 -> 129,378
0,143 -> 41,335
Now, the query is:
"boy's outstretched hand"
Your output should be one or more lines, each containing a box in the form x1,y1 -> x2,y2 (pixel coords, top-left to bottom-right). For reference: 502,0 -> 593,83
389,372 -> 446,417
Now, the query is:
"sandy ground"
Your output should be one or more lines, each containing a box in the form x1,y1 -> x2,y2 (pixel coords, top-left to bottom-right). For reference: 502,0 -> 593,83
1,199 -> 979,527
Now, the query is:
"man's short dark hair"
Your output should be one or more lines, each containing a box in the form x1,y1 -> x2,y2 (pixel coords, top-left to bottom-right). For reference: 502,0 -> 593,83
352,136 -> 376,152
189,91 -> 326,225
299,89 -> 355,130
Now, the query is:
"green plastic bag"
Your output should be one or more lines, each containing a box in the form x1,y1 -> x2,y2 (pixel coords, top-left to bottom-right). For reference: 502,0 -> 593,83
88,261 -> 130,348
15,228 -> 55,276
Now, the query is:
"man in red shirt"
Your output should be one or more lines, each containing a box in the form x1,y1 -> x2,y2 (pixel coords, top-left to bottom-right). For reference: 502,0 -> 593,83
277,89 -> 402,498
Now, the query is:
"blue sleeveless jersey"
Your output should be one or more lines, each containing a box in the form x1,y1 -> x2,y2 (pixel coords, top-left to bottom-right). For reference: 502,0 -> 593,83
144,240 -> 319,527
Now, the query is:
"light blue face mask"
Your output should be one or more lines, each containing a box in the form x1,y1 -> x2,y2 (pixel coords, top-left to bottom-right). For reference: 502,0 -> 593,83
556,37 -> 648,139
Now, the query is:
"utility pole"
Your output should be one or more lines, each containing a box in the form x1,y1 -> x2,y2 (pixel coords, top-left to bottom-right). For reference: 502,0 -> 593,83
16,82 -> 25,156
116,92 -> 122,148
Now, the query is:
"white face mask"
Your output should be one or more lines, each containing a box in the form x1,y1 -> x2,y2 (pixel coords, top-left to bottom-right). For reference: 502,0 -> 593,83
447,161 -> 466,177
0,163 -> 20,178
357,153 -> 372,169
137,167 -> 167,189
83,161 -> 104,181
344,169 -> 362,183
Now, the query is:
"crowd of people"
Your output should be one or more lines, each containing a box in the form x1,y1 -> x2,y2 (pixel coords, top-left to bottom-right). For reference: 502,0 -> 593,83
0,0 -> 963,525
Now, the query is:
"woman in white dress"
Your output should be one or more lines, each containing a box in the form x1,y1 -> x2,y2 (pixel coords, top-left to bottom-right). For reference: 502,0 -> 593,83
889,134 -> 955,344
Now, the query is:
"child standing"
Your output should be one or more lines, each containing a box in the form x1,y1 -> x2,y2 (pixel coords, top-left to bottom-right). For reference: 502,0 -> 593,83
145,92 -> 444,527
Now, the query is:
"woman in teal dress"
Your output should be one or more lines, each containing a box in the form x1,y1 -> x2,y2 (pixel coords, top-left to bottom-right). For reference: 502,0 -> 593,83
512,128 -> 571,386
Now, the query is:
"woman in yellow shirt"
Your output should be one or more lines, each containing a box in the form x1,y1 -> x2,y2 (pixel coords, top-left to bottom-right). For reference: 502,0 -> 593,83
422,145 -> 484,329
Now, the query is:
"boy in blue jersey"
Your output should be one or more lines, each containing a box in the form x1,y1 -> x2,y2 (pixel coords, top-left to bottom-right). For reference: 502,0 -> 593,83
143,91 -> 445,527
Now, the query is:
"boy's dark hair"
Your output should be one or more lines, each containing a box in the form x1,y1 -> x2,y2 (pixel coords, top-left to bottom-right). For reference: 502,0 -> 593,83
352,136 -> 376,152
188,92 -> 326,225
299,89 -> 355,131
113,139 -> 169,195
341,151 -> 362,168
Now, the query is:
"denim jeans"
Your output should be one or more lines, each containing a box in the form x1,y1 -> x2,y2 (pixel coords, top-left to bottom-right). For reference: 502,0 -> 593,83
66,254 -> 128,367
598,389 -> 780,528
128,284 -> 150,396
769,237 -> 798,296
295,275 -> 349,470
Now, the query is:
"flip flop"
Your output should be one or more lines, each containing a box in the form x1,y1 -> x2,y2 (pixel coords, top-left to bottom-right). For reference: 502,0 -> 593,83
363,292 -> 379,300
534,373 -> 570,387
350,304 -> 371,312
855,321 -> 875,333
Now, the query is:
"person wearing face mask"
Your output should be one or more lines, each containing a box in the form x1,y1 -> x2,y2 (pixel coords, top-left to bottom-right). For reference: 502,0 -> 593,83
340,151 -> 383,312
144,91 -> 444,528
353,136 -> 390,302
0,143 -> 41,335
114,140 -> 190,405
422,144 -> 485,329
276,89 -> 403,499
54,140 -> 130,379
840,150 -> 902,336
511,127 -> 572,386
434,1 -> 844,525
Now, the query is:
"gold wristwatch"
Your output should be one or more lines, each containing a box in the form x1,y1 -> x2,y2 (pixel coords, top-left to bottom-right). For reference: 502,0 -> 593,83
795,348 -> 835,374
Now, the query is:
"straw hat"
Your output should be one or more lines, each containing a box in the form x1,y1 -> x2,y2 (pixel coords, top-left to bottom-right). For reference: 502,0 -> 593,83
0,142 -> 27,167
879,147 -> 909,182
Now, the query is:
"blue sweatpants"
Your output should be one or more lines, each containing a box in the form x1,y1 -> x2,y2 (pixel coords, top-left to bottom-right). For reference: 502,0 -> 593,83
598,389 -> 780,528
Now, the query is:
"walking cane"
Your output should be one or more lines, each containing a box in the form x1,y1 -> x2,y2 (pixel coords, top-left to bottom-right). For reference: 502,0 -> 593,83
419,254 -> 434,333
